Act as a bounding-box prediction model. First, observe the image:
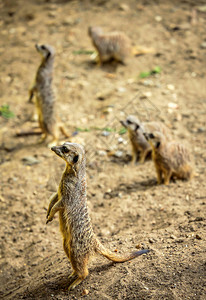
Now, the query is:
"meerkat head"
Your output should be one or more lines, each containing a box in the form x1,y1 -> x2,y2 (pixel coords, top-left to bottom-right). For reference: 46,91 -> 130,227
88,26 -> 103,37
51,142 -> 85,171
35,44 -> 55,60
120,115 -> 141,132
143,131 -> 164,149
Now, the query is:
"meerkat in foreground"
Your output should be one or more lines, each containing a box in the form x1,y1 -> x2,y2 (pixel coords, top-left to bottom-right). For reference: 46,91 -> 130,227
28,44 -> 69,145
120,115 -> 170,164
88,26 -> 154,65
144,131 -> 194,185
46,142 -> 149,290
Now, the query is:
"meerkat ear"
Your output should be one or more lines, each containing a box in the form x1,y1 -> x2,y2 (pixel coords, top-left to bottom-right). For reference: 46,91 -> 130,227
73,155 -> 79,163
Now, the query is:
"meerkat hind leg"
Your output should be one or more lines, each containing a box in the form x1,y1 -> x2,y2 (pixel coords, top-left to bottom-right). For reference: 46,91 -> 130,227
59,123 -> 70,138
139,149 -> 149,164
68,271 -> 77,279
38,133 -> 47,144
164,169 -> 172,185
68,270 -> 88,291
155,166 -> 163,184
96,54 -> 102,66
68,256 -> 89,290
131,154 -> 137,165
131,148 -> 138,165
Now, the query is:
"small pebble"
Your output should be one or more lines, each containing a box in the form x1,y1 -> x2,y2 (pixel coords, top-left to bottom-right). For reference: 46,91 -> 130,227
118,137 -> 124,144
119,3 -> 130,11
101,131 -> 110,137
97,150 -> 107,156
82,289 -> 89,296
200,42 -> 206,49
197,5 -> 206,13
167,84 -> 175,91
143,80 -> 154,86
114,151 -> 123,158
155,15 -> 162,22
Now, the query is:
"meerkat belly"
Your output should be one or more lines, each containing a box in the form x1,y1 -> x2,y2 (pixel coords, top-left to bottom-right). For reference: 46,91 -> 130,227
35,94 -> 45,126
133,135 -> 150,151
59,209 -> 71,242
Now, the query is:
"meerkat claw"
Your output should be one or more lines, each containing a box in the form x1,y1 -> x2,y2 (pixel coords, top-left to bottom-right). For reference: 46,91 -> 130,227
46,218 -> 52,224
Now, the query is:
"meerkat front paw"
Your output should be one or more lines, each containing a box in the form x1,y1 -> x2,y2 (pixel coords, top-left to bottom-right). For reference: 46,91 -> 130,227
46,215 -> 53,224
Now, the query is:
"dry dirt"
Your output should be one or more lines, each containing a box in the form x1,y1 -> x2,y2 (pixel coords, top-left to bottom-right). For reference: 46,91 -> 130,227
0,0 -> 206,299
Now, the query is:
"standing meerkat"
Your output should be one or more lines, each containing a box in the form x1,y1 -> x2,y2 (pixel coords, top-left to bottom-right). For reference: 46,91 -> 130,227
28,44 -> 69,145
120,115 -> 170,164
88,26 -> 154,65
144,131 -> 194,185
46,142 -> 149,290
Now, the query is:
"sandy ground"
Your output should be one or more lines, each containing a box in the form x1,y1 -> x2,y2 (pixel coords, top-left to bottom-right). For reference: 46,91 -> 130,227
0,0 -> 206,299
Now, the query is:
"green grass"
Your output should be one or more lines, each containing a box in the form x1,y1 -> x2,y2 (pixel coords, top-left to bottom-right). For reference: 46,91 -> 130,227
0,105 -> 14,119
139,66 -> 161,78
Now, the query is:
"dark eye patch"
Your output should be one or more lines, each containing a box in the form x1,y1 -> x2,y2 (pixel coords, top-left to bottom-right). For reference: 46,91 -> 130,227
41,45 -> 46,50
149,133 -> 155,139
62,146 -> 69,153
156,141 -> 161,148
135,124 -> 140,131
127,120 -> 132,125
73,155 -> 79,163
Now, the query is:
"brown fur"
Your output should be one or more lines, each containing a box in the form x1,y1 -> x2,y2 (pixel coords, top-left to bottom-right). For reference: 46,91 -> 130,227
28,44 -> 69,145
120,115 -> 170,164
88,26 -> 131,65
46,142 -> 149,290
88,27 -> 155,65
145,132 -> 194,185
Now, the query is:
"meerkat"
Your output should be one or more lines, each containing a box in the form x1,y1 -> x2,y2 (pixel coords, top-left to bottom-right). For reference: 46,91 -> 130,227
46,142 -> 149,290
120,115 -> 170,164
88,26 -> 154,65
28,44 -> 69,146
144,131 -> 194,185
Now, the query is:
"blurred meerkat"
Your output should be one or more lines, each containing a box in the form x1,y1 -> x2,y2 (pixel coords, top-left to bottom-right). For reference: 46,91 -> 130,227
88,26 -> 154,65
120,115 -> 170,164
46,142 -> 149,290
28,44 -> 69,146
144,131 -> 194,185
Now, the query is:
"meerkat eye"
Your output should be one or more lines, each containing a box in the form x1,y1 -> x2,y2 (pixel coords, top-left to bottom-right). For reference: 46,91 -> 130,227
149,133 -> 155,139
73,155 -> 79,163
127,120 -> 132,125
41,45 -> 46,50
62,146 -> 69,153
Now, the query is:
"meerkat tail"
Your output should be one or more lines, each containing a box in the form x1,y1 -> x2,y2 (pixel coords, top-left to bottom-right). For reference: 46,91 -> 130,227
95,239 -> 149,263
132,46 -> 155,56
